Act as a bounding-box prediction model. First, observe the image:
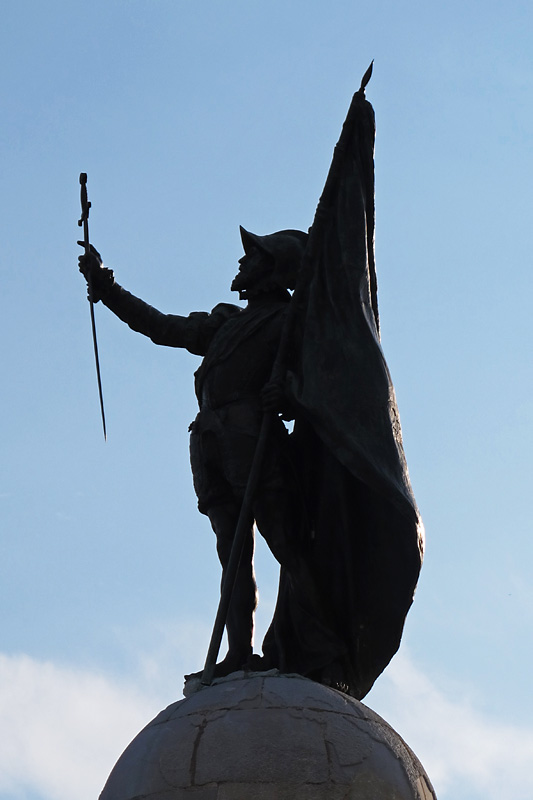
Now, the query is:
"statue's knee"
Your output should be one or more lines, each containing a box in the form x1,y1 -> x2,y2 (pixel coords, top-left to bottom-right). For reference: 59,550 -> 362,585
208,503 -> 239,539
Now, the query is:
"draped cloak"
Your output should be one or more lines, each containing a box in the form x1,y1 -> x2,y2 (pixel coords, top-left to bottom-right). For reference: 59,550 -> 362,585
266,88 -> 424,699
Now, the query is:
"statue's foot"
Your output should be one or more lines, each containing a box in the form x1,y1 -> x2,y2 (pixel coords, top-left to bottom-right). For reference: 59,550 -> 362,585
211,653 -> 248,678
244,653 -> 268,672
184,652 -> 251,683
317,660 -> 352,696
243,653 -> 272,672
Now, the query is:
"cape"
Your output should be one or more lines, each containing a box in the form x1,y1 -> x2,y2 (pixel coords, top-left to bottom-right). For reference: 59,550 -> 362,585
266,84 -> 424,699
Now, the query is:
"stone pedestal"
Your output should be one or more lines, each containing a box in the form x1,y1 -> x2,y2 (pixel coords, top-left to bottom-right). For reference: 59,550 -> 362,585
100,671 -> 436,799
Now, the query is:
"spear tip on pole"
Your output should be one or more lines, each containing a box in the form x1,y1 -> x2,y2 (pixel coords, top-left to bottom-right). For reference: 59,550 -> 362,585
359,61 -> 374,92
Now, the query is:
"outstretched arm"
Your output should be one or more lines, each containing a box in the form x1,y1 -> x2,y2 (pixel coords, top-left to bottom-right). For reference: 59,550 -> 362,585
78,245 -> 213,355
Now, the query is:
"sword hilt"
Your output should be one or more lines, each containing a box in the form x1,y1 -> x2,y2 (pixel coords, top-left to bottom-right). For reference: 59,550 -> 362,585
78,173 -> 91,228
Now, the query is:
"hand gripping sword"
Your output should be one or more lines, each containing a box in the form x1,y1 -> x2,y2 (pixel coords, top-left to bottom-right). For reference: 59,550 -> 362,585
78,173 -> 107,440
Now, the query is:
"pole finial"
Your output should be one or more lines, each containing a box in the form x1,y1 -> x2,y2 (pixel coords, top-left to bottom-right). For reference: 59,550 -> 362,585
360,61 -> 374,92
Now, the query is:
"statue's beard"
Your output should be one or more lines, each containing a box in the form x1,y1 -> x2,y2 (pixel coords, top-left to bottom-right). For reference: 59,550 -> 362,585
230,272 -> 263,298
230,274 -> 242,293
231,267 -> 287,301
231,283 -> 259,301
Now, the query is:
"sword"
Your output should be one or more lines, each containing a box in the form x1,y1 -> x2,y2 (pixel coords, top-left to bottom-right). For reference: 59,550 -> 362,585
78,173 -> 107,440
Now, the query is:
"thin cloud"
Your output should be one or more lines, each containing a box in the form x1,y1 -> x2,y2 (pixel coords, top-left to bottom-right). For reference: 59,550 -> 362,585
1,647 -> 532,800
0,620 -> 210,800
0,654 -> 156,800
370,651 -> 533,800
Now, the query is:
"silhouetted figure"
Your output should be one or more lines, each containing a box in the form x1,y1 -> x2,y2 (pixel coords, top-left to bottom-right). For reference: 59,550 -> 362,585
79,229 -> 310,678
79,83 -> 423,699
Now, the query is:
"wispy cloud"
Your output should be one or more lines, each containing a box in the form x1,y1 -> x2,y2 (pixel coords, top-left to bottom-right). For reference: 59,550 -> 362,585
369,651 -> 533,800
0,654 -> 156,800
0,619 -> 210,800
1,645 -> 531,800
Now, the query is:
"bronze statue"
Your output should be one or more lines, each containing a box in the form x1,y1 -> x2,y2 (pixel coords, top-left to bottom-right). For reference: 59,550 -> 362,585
78,69 -> 423,700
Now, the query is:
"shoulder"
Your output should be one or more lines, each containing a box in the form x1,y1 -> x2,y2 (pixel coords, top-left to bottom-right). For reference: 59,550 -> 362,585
187,303 -> 242,354
209,302 -> 242,320
186,303 -> 241,333
203,302 -> 242,332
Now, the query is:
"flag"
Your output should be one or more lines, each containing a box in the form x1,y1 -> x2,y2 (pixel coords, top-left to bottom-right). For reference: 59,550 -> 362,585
279,85 -> 424,698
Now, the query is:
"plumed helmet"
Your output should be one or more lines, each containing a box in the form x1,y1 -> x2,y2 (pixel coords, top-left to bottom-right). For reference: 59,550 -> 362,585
239,226 -> 308,290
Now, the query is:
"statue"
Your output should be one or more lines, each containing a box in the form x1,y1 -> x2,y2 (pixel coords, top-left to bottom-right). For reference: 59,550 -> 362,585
78,68 -> 424,700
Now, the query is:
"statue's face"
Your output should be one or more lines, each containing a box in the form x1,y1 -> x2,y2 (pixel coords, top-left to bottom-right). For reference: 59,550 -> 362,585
231,247 -> 273,299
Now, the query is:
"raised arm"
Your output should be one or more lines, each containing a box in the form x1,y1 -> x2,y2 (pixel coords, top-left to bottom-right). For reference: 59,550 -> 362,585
78,245 -> 234,356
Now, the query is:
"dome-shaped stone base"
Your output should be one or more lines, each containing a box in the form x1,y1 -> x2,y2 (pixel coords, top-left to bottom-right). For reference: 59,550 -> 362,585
100,671 -> 436,799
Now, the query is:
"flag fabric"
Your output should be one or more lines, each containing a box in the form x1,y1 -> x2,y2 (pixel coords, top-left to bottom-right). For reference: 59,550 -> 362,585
277,88 -> 424,698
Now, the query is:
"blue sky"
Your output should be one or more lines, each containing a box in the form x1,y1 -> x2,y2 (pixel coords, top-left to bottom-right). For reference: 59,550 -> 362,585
1,2 -> 532,798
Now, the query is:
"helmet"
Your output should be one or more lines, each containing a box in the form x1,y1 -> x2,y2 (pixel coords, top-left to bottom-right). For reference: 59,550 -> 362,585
239,227 -> 308,290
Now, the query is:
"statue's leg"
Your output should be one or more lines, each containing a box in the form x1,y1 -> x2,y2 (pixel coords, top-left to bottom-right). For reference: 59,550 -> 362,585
254,489 -> 296,567
255,489 -> 349,679
208,502 -> 257,674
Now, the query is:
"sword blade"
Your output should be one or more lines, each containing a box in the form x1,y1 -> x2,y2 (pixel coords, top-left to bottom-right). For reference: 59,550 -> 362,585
89,286 -> 107,440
